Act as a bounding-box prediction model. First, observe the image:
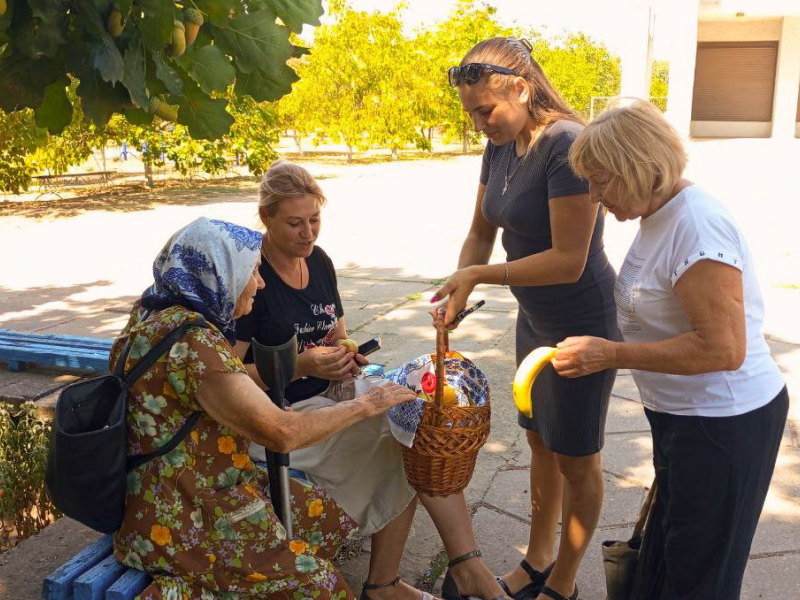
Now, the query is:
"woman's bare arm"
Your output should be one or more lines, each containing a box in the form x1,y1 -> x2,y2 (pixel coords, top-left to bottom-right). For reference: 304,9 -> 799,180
195,371 -> 415,453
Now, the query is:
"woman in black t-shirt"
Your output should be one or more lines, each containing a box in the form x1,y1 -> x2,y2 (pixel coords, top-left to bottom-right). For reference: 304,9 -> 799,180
235,161 -> 511,600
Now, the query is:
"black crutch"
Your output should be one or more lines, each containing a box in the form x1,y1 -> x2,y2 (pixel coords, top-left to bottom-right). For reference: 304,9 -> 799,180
251,334 -> 297,539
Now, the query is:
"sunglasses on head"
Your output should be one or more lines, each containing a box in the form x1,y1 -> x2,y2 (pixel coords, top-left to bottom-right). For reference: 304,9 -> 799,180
448,38 -> 532,87
448,63 -> 519,87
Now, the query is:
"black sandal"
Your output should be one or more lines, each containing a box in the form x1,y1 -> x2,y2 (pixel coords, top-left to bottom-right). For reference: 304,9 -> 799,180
441,549 -> 511,600
538,585 -> 578,600
361,576 -> 436,600
496,559 -> 554,600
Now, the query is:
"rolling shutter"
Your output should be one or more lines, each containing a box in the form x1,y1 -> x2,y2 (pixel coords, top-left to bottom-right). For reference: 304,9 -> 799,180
692,42 -> 778,122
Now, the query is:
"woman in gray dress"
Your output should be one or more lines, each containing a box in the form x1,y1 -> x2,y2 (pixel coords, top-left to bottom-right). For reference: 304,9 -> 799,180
433,38 -> 618,600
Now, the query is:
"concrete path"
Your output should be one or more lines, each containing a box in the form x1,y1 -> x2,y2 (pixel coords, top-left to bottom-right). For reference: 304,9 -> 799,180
1,141 -> 799,599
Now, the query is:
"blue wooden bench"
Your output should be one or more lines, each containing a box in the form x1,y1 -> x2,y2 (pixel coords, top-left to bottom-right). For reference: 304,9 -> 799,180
0,329 -> 113,373
42,362 -> 397,600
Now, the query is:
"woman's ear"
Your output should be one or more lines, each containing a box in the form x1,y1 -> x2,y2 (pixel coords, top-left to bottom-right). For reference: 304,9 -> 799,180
514,78 -> 530,104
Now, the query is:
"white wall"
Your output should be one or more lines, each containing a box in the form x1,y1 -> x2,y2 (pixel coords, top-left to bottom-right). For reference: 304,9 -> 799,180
772,16 -> 800,138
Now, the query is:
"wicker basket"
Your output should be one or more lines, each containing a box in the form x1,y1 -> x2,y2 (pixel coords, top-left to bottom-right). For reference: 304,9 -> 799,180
400,317 -> 491,496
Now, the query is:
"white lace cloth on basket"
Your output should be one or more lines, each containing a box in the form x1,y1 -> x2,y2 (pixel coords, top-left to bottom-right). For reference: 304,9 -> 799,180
387,354 -> 489,448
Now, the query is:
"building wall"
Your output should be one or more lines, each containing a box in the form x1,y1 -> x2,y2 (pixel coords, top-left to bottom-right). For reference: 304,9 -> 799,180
697,18 -> 782,42
690,17 -> 800,138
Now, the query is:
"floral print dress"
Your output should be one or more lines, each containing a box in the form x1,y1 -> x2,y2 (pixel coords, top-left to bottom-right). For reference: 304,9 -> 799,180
111,305 -> 357,600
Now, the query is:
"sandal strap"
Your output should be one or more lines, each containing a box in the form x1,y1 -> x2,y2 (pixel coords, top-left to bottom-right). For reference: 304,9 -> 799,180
539,586 -> 577,600
518,559 -> 554,584
363,577 -> 401,591
495,577 -> 512,597
447,549 -> 482,569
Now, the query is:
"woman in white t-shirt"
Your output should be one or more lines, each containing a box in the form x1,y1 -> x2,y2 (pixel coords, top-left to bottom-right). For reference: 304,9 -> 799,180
554,101 -> 788,600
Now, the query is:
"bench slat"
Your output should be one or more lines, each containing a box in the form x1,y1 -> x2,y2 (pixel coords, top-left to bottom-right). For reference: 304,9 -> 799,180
105,569 -> 151,600
0,330 -> 114,350
0,347 -> 110,372
73,554 -> 127,600
42,535 -> 114,600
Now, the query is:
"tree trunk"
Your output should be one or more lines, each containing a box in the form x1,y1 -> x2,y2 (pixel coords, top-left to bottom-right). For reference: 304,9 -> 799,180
462,120 -> 469,154
346,144 -> 353,163
101,142 -> 107,172
144,160 -> 154,187
428,127 -> 433,151
293,132 -> 303,154
391,147 -> 399,160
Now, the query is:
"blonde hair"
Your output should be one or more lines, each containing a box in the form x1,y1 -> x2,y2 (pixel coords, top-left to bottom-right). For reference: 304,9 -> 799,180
258,159 -> 327,221
461,37 -> 583,127
569,100 -> 687,201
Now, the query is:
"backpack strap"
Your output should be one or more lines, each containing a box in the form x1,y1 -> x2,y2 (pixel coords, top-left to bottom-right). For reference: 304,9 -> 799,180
127,410 -> 203,471
121,314 -> 210,472
123,316 -> 209,384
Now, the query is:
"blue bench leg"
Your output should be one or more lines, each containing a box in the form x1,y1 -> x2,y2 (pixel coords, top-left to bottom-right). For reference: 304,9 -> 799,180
7,360 -> 25,372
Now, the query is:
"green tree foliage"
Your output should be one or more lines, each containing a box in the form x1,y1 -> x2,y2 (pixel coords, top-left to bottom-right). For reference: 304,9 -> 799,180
0,0 -> 324,140
650,60 -> 669,111
0,403 -> 59,549
530,32 -> 621,119
418,0 -> 510,152
0,110 -> 44,194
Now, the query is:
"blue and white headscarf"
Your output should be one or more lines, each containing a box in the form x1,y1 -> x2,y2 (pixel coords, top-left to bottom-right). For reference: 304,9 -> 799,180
140,217 -> 262,343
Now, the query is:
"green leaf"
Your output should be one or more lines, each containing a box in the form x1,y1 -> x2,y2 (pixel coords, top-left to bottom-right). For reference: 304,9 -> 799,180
193,0 -> 237,28
12,3 -> 66,59
292,44 -> 311,58
234,63 -> 297,102
176,45 -> 235,94
34,81 -> 73,134
132,0 -> 174,50
151,52 -> 183,96
77,2 -> 125,84
89,41 -> 125,85
269,0 -> 324,34
177,79 -> 234,140
27,0 -> 64,24
213,10 -> 293,74
123,105 -> 154,125
76,67 -> 129,126
0,53 -> 61,111
123,35 -> 148,109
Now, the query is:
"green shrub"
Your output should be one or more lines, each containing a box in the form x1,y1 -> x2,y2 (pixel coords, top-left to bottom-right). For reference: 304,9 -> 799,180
0,402 -> 59,551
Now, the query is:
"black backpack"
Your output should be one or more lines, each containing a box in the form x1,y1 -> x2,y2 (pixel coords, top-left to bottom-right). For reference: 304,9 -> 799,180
45,317 -> 208,534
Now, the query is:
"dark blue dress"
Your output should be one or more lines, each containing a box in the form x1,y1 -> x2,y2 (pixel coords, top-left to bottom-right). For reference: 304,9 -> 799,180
480,120 -> 619,456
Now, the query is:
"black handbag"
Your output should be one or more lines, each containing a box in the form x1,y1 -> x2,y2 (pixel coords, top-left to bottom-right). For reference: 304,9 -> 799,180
601,479 -> 658,600
45,317 -> 208,534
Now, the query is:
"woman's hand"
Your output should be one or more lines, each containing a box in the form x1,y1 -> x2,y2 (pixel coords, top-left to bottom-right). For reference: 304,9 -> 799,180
358,382 -> 417,416
430,266 -> 479,327
551,336 -> 616,378
297,346 -> 358,380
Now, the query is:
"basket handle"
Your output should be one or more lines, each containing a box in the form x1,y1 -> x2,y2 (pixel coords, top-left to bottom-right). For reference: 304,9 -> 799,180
433,308 -> 449,414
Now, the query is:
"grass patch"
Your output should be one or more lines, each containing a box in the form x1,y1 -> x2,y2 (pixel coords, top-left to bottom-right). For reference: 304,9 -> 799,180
774,283 -> 800,290
419,549 -> 449,591
404,293 -> 423,301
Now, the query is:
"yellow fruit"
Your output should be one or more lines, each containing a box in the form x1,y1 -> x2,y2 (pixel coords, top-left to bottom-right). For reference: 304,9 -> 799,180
107,9 -> 123,37
441,384 -> 458,406
0,0 -> 7,18
170,21 -> 186,57
513,346 -> 557,418
335,338 -> 358,354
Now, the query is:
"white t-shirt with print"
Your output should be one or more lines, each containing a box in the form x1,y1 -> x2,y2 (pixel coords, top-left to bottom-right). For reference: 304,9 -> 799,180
614,185 -> 784,416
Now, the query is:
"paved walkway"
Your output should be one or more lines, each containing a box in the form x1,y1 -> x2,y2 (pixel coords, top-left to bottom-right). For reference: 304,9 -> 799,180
1,142 -> 799,598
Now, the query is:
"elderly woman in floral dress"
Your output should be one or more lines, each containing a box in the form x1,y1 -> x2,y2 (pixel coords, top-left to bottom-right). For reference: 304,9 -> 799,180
110,217 -> 418,600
